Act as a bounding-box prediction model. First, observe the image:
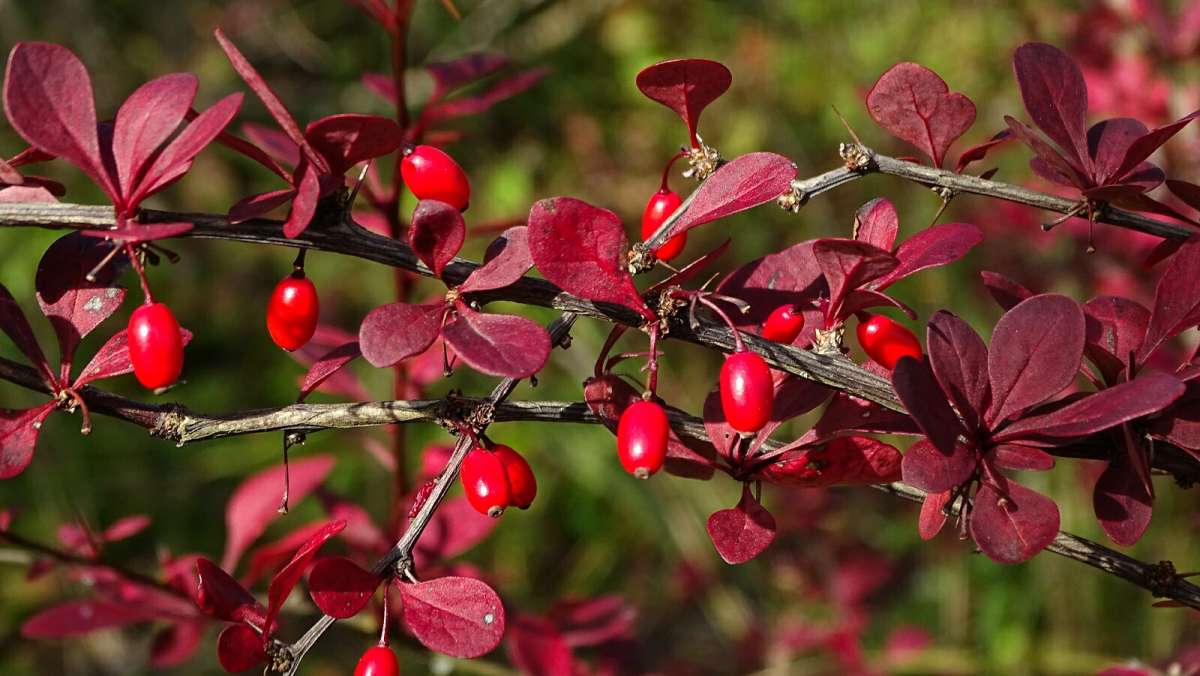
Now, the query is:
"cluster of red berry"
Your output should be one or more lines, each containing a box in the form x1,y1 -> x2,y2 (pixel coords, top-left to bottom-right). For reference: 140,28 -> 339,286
460,444 -> 537,517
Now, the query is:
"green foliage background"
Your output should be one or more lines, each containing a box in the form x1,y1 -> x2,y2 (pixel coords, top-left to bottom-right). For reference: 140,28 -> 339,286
0,1 -> 1197,674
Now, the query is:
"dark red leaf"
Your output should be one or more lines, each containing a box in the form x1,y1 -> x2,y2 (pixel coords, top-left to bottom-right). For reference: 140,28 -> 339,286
918,490 -> 950,540
1113,111 -> 1199,182
811,391 -> 920,439
358,301 -> 445,368
813,239 -> 898,323
442,302 -> 550,378
0,403 -> 55,480
21,599 -> 150,638
264,519 -> 346,632
241,122 -> 300,169
149,620 -> 206,668
1083,296 -> 1150,384
308,556 -> 379,619
216,623 -> 267,673
460,226 -> 533,293
901,439 -> 976,493
716,240 -> 825,342
985,294 -> 1085,426
1004,116 -> 1088,188
969,475 -> 1060,564
3,43 -> 117,200
1140,236 -> 1200,362
866,62 -> 976,167
891,357 -> 964,455
527,197 -> 652,320
282,161 -> 321,239
871,222 -> 982,290
410,199 -> 466,277
1012,42 -> 1092,173
293,326 -> 369,400
112,73 -> 196,198
635,58 -> 732,146
425,68 -> 548,121
853,198 -> 899,251
229,188 -> 296,224
840,289 -> 916,320
0,284 -> 52,379
755,436 -> 902,487
130,92 -> 243,205
980,271 -> 1034,311
1151,381 -> 1200,451
507,615 -> 574,676
399,576 -> 506,658
1094,454 -> 1154,546
298,341 -> 361,401
925,311 -> 989,432
668,153 -> 797,238
954,129 -> 1014,173
221,454 -> 335,570
1087,118 -> 1149,185
705,485 -> 776,564
991,444 -> 1055,472
73,327 -> 193,387
194,558 -> 264,625
1168,178 -> 1200,212
35,233 -> 126,373
304,114 -> 403,177
993,373 -> 1183,442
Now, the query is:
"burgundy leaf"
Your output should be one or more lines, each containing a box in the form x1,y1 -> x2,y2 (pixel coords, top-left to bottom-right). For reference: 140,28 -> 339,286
149,620 -> 206,668
980,271 -> 1034,311
442,303 -> 550,378
1087,118 -> 1149,185
424,68 -> 548,121
985,294 -> 1085,426
527,197 -> 652,320
216,623 -> 267,673
73,327 -> 193,387
1168,178 -> 1200,212
1094,455 -> 1154,546
1113,110 -> 1199,182
308,556 -> 379,619
220,454 -> 335,571
1140,236 -> 1200,362
194,559 -> 264,625
412,496 -> 498,567
969,475 -> 1060,564
811,391 -> 921,439
813,239 -> 898,322
298,341 -> 361,401
993,373 -> 1183,442
871,222 -> 982,290
304,113 -> 403,176
21,599 -> 150,638
853,198 -> 899,251
130,92 -> 243,205
865,62 -> 976,167
264,519 -> 346,632
3,43 -> 117,199
840,288 -> 916,320
507,615 -> 574,676
399,576 -> 506,658
1083,296 -> 1150,383
717,240 -> 825,339
891,357 -> 964,455
668,152 -> 797,238
229,188 -> 296,224
410,199 -> 466,277
112,73 -> 197,197
0,403 -> 56,480
635,58 -> 732,146
35,233 -> 126,372
901,439 -> 976,493
1004,115 -> 1088,188
460,226 -> 533,293
926,311 -> 989,431
755,436 -> 902,487
991,444 -> 1055,472
0,284 -> 51,379
282,161 -> 320,239
426,53 -> 510,97
1012,42 -> 1092,173
358,301 -> 445,368
918,490 -> 950,540
1151,381 -> 1200,451
705,485 -> 776,565
954,129 -> 1014,173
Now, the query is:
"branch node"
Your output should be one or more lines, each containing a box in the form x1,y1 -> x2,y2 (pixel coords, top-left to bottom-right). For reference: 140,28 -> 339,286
811,326 -> 846,356
626,242 -> 658,275
777,184 -> 809,213
839,143 -> 874,172
682,138 -> 722,181
1148,560 -> 1180,598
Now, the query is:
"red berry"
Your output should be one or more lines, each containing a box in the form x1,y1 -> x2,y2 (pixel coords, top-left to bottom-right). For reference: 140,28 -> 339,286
616,400 -> 669,478
761,304 -> 805,344
493,444 -> 537,509
354,645 -> 399,676
641,189 -> 687,261
856,313 -> 923,369
128,302 -> 184,390
719,351 -> 774,434
266,273 -> 319,351
400,145 -> 470,210
460,447 -> 510,517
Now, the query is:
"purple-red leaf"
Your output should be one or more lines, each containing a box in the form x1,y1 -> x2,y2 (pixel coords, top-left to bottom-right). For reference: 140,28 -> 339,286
3,43 -> 117,200
130,92 -> 243,205
304,113 -> 403,177
298,341 -> 361,401
871,223 -> 982,290
969,475 -> 1060,564
1140,236 -> 1200,362
1087,118 -> 1148,185
21,599 -> 150,638
359,301 -> 445,369
221,454 -> 335,571
1113,111 -> 1199,182
442,303 -> 550,378
410,199 -> 466,277
813,239 -> 898,323
901,439 -> 976,493
527,197 -> 652,320
954,129 -> 1013,173
993,373 -> 1183,442
635,58 -> 732,146
1094,455 -> 1154,546
264,519 -> 345,632
1083,296 -> 1150,384
308,556 -> 379,619
926,311 -> 989,431
853,198 -> 899,251
112,73 -> 197,198
73,327 -> 193,387
194,558 -> 264,625
0,284 -> 52,380
35,233 -> 126,372
980,270 -> 1034,311
460,226 -> 533,293
282,161 -> 320,239
705,485 -> 776,564
667,153 -> 797,238
216,623 -> 267,673
1012,42 -> 1091,173
717,240 -> 825,339
229,188 -> 296,224
399,576 -> 506,658
891,356 -> 964,455
755,436 -> 902,487
986,294 -> 1085,426
991,444 -> 1055,472
918,490 -> 950,540
866,62 -> 976,167
0,403 -> 55,480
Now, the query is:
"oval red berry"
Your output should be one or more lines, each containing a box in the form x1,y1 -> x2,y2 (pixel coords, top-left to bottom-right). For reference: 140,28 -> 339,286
400,145 -> 470,210
128,302 -> 184,390
641,189 -> 687,261
354,645 -> 400,676
719,351 -> 773,433
761,304 -> 804,344
266,274 -> 319,351
460,447 -> 511,517
492,444 -> 536,509
616,399 -> 669,478
856,314 -> 922,369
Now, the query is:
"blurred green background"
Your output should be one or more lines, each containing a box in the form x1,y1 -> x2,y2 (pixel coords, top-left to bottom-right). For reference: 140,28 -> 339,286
1,0 -> 1198,674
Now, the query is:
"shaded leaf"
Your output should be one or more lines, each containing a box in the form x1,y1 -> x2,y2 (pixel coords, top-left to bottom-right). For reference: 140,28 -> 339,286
901,439 -> 976,493
194,559 -> 264,625
507,615 -> 574,676
0,403 -> 56,480
1113,110 -> 1199,181
358,301 -> 445,369
970,475 -> 1060,564
308,556 -> 379,619
1083,296 -> 1150,384
993,373 -> 1183,442
460,226 -> 533,293
282,161 -> 320,239
216,623 -> 266,673
442,303 -> 550,378
1012,42 -> 1091,172
872,222 -> 982,290
425,68 -> 548,121
986,294 -> 1085,426
635,58 -> 732,145
131,92 -> 243,204
954,129 -> 1014,173
980,270 -> 1033,311
853,198 -> 898,251
668,153 -> 797,238
926,311 -> 989,432
228,188 -> 295,224
1094,454 -> 1154,546
717,240 -> 824,342
991,444 -> 1055,471
892,357 -> 963,454
264,519 -> 345,632
304,113 -> 403,176
813,239 -> 898,322
1140,236 -> 1200,362
918,490 -> 950,540
1087,118 -> 1148,185
755,436 -> 902,487
866,62 -> 976,167
35,233 -> 125,372
399,576 -> 506,658
0,284 -> 51,379
705,485 -> 776,564
112,73 -> 196,198
412,496 -> 498,567
410,199 -> 466,277
298,341 -> 361,401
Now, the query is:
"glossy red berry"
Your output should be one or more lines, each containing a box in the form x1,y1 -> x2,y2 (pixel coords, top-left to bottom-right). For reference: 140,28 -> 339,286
616,400 -> 669,478
128,302 -> 184,390
493,444 -> 537,509
460,447 -> 511,517
641,189 -> 687,261
354,645 -> 399,676
266,273 -> 319,351
856,313 -> 923,369
761,304 -> 805,344
719,351 -> 774,434
400,145 -> 470,210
